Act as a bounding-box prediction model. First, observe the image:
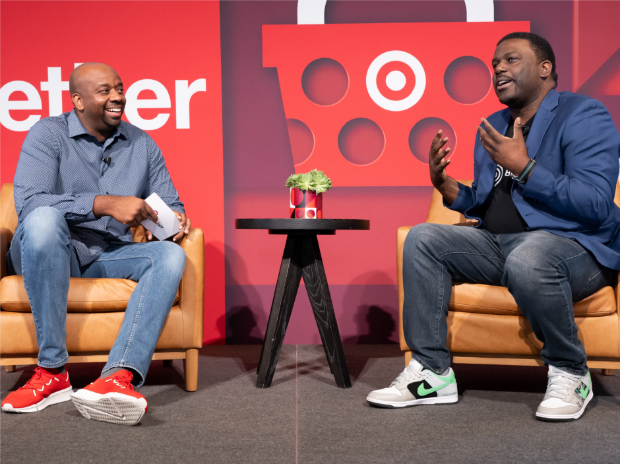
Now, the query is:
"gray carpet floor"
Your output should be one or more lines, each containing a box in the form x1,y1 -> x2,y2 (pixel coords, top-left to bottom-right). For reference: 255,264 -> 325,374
1,345 -> 620,464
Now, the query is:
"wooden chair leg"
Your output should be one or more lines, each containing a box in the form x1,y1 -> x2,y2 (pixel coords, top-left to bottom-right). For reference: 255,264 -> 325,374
163,359 -> 173,367
183,349 -> 199,392
602,369 -> 614,376
5,365 -> 16,372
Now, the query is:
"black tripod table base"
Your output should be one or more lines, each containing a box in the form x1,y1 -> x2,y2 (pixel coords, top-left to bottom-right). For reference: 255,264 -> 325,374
256,234 -> 352,389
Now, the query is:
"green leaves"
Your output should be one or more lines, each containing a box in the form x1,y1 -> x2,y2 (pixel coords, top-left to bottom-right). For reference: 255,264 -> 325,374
285,173 -> 301,188
285,169 -> 332,192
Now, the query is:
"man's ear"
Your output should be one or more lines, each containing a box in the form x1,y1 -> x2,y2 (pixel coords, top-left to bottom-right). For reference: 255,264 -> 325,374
72,93 -> 84,111
540,60 -> 552,79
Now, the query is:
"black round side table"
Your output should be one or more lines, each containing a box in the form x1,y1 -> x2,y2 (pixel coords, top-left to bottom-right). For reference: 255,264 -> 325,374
235,219 -> 370,389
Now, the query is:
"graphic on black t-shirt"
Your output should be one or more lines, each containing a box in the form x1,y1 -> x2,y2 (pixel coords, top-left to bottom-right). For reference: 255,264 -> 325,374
481,113 -> 536,234
493,166 -> 517,187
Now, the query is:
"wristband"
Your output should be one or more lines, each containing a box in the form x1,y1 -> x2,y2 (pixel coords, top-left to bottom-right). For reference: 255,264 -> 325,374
516,159 -> 537,184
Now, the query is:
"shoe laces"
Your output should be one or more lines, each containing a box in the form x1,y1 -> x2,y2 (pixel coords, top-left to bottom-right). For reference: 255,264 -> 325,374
104,373 -> 135,391
19,367 -> 54,391
390,362 -> 423,387
546,368 -> 581,399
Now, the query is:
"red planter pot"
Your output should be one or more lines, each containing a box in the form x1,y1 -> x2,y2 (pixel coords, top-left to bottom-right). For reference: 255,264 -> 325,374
290,188 -> 323,219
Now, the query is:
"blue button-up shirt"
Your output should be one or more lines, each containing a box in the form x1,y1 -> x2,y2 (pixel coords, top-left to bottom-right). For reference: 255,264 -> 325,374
13,110 -> 184,266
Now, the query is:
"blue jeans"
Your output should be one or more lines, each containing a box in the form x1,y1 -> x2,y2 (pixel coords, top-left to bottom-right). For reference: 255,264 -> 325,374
402,224 -> 615,377
6,207 -> 186,386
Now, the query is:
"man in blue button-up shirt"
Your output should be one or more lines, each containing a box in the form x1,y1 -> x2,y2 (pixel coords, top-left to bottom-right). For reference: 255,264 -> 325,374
2,63 -> 191,426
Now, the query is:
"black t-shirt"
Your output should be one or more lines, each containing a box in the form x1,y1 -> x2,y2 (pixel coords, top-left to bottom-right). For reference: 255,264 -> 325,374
481,114 -> 536,234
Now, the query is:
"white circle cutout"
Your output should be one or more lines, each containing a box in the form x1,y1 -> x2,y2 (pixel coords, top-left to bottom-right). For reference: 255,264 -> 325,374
385,71 -> 406,91
366,51 -> 426,112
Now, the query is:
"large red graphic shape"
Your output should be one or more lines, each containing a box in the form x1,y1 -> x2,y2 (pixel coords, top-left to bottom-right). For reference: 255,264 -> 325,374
263,20 -> 529,186
1,1 -> 224,344
573,0 -> 620,93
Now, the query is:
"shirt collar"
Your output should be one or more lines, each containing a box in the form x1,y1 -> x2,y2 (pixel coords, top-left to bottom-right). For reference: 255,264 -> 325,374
507,112 -> 536,137
68,109 -> 128,141
522,113 -> 536,129
520,113 -> 536,137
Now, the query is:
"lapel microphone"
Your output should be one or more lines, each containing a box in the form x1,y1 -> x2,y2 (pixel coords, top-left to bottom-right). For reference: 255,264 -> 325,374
101,156 -> 111,166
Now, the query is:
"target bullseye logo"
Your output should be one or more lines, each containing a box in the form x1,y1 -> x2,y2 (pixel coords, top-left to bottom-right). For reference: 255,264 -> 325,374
366,50 -> 426,112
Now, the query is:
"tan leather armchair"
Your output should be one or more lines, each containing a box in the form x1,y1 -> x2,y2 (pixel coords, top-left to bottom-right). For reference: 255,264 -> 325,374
0,184 -> 204,391
398,180 -> 620,375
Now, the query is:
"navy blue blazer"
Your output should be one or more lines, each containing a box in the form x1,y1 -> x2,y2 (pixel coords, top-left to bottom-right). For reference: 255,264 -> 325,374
448,89 -> 620,270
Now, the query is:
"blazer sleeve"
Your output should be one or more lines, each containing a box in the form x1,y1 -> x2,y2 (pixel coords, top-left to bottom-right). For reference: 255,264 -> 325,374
444,134 -> 482,213
523,99 -> 620,225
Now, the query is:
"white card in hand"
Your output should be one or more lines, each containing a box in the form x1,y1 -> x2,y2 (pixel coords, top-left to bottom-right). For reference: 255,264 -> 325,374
141,193 -> 181,241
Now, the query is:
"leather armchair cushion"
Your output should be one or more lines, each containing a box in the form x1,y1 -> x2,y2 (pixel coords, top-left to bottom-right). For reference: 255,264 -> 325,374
442,312 -> 619,358
0,306 -> 185,353
451,283 -> 617,317
0,276 -> 179,313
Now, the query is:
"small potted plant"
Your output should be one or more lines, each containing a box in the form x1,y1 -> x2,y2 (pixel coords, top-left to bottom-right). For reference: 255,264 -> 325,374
286,169 -> 332,219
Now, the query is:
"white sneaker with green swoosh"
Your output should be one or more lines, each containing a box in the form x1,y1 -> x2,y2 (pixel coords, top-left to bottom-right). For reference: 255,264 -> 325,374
367,359 -> 458,408
536,366 -> 593,421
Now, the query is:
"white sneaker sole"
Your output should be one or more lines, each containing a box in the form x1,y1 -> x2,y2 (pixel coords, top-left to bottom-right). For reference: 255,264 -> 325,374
367,395 -> 459,408
70,391 -> 146,426
2,386 -> 73,413
535,390 -> 593,421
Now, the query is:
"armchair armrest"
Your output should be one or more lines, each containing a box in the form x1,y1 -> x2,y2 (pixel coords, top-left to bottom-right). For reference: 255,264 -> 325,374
397,226 -> 412,352
1,228 -> 14,279
426,181 -> 478,226
616,271 -> 620,318
178,228 -> 205,348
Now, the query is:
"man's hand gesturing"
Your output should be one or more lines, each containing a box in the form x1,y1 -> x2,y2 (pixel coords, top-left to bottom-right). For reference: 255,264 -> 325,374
427,130 -> 460,206
93,195 -> 158,228
429,130 -> 452,189
478,118 -> 530,175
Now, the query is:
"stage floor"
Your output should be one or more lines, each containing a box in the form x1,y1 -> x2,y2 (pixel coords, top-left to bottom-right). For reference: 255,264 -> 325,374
2,345 -> 620,464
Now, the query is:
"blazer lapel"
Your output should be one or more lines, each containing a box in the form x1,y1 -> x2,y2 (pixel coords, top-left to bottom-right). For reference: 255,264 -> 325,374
526,89 -> 558,160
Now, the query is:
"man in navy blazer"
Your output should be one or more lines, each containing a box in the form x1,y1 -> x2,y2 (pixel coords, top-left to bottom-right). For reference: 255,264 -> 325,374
367,32 -> 620,421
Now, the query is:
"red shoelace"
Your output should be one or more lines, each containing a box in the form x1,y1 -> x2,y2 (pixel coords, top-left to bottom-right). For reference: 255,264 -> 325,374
102,373 -> 135,391
19,367 -> 55,391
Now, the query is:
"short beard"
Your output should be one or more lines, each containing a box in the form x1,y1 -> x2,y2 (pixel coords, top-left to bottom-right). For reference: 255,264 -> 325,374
498,93 -> 519,107
103,115 -> 122,128
496,85 -> 527,109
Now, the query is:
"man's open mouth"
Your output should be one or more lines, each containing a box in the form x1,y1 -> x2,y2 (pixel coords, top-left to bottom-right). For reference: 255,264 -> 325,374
105,108 -> 123,117
496,78 -> 513,90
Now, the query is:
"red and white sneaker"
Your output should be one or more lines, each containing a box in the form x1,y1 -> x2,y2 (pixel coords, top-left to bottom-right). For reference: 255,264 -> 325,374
70,370 -> 148,426
2,367 -> 72,413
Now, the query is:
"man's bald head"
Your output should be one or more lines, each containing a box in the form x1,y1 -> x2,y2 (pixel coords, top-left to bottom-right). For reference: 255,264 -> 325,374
69,62 -> 126,141
69,63 -> 121,95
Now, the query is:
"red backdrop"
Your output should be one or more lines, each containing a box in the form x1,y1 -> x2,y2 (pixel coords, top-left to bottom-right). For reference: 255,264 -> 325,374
0,1 -> 225,344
